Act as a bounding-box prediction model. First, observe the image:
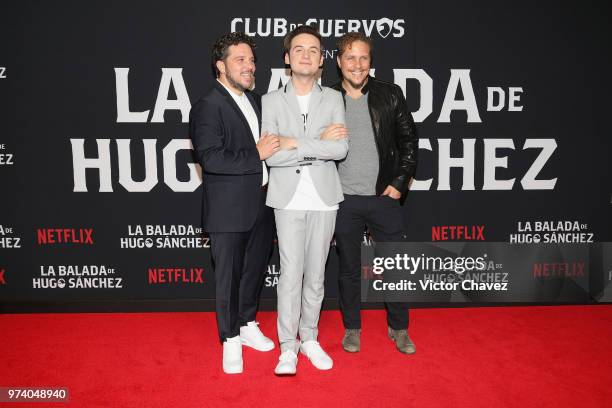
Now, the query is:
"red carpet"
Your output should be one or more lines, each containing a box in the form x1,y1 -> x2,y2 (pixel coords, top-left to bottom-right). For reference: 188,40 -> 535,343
1,306 -> 611,407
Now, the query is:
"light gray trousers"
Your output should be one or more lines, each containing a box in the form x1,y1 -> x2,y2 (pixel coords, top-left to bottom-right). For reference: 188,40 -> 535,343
274,209 -> 337,353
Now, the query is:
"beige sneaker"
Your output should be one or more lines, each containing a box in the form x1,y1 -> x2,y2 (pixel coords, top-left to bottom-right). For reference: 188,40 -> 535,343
388,327 -> 416,355
342,329 -> 361,353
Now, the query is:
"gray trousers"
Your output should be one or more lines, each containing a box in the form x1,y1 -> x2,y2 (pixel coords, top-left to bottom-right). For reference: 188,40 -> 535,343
274,209 -> 337,353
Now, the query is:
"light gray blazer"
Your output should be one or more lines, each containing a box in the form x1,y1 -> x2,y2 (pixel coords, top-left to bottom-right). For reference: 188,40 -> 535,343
263,80 -> 348,209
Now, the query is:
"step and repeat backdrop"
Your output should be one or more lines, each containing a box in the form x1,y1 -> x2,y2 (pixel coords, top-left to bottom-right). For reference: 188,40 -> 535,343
1,1 -> 611,310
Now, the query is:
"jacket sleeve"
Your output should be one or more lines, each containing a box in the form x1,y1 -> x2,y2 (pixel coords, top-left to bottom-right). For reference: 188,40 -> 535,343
296,91 -> 349,162
189,99 -> 261,175
390,85 -> 418,193
262,94 -> 301,167
296,138 -> 348,161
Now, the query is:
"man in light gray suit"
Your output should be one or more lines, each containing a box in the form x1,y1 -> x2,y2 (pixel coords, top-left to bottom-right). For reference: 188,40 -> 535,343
262,25 -> 348,375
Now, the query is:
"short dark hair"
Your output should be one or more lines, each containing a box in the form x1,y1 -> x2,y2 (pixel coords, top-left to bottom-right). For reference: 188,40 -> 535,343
283,24 -> 322,55
211,32 -> 257,78
336,32 -> 373,58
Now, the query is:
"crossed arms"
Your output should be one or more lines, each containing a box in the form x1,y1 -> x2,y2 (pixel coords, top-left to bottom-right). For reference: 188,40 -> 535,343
262,94 -> 349,167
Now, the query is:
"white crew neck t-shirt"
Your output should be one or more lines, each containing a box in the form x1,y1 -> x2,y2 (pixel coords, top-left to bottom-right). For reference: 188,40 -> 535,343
283,92 -> 338,211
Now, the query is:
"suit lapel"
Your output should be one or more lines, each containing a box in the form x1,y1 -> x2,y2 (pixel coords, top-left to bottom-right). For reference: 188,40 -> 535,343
214,81 -> 257,144
245,92 -> 261,129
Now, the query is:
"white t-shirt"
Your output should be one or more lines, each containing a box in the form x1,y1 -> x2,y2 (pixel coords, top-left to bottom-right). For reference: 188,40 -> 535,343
283,92 -> 338,211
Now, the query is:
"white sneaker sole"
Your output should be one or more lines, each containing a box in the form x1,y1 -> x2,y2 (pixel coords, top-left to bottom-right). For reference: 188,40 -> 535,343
274,362 -> 297,376
274,368 -> 297,376
223,363 -> 243,374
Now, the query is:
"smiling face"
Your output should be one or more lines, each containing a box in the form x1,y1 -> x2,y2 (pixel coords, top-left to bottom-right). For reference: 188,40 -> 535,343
337,40 -> 371,90
285,33 -> 323,78
216,42 -> 255,93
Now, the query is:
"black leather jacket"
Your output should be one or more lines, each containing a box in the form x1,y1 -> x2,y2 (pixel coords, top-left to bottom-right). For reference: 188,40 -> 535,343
332,76 -> 418,201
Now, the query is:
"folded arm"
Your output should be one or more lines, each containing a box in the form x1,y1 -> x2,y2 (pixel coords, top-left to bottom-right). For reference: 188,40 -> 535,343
297,91 -> 349,161
263,91 -> 349,166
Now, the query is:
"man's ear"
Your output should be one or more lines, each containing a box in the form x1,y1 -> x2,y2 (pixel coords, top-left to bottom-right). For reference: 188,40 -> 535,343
216,60 -> 225,76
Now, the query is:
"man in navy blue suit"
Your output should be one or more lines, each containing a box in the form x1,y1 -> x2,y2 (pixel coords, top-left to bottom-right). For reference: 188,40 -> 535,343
189,32 -> 279,374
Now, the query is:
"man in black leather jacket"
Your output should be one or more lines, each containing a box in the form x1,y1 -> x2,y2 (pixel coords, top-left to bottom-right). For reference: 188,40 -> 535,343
332,32 -> 418,355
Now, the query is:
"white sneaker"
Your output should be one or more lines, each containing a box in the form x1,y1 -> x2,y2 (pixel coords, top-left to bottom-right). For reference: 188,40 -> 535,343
222,335 -> 243,374
274,350 -> 298,376
300,340 -> 333,370
240,321 -> 275,351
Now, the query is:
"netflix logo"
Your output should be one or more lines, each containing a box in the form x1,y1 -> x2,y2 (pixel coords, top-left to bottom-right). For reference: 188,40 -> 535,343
532,262 -> 586,279
432,225 -> 485,241
148,267 -> 204,285
37,228 -> 94,245
0,268 -> 6,285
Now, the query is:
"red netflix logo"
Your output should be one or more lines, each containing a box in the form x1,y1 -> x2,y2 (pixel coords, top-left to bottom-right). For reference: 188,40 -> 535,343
533,262 -> 585,279
0,268 -> 6,284
432,225 -> 485,241
148,267 -> 204,284
37,228 -> 94,245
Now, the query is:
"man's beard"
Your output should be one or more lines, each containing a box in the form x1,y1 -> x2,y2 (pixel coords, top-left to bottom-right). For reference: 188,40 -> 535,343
226,71 -> 253,92
344,75 -> 368,90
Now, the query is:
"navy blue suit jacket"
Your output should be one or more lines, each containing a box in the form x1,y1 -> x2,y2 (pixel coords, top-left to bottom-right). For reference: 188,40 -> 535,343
189,81 -> 263,233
